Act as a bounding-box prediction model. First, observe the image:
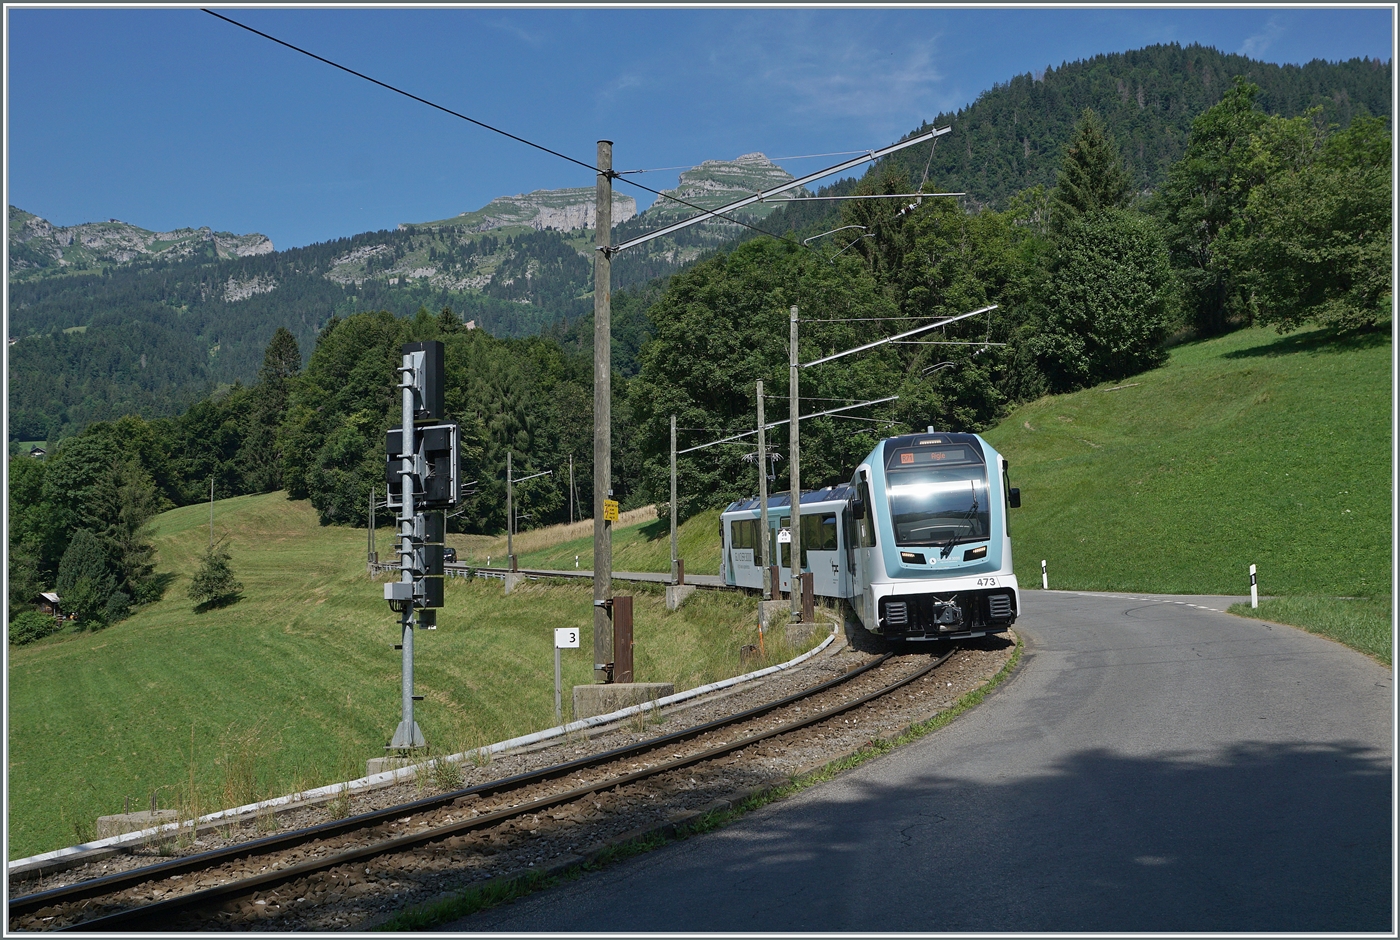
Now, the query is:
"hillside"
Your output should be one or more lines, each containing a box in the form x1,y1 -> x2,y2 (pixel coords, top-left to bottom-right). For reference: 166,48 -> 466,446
870,43 -> 1391,209
5,493 -> 788,860
984,323 -> 1391,659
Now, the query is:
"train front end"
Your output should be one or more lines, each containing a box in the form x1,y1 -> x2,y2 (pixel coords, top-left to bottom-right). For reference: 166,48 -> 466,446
848,431 -> 1020,642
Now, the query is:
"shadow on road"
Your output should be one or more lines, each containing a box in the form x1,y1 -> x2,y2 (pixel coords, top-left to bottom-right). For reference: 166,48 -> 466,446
577,738 -> 1391,932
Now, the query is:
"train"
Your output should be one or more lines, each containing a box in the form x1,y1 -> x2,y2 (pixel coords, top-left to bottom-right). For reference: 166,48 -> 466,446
721,429 -> 1021,643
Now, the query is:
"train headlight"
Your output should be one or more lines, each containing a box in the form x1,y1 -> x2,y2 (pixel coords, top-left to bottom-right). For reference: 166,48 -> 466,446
962,545 -> 987,561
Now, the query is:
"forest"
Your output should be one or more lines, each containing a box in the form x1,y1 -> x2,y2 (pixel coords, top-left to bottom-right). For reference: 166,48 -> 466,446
8,49 -> 1392,642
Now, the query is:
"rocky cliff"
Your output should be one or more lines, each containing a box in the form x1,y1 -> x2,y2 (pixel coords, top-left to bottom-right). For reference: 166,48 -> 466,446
8,207 -> 273,279
405,188 -> 637,234
641,153 -> 810,221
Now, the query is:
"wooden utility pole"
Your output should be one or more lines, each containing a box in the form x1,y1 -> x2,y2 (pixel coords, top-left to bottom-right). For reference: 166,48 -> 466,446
757,380 -> 771,600
506,450 -> 513,562
209,477 -> 214,552
670,414 -> 678,584
789,304 -> 801,622
569,454 -> 575,524
593,140 -> 614,682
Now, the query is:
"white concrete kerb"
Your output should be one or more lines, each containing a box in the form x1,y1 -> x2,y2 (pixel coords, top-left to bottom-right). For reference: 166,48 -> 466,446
9,621 -> 839,876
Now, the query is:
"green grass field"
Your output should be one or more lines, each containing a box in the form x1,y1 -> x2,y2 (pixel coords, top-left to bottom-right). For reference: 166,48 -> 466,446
984,323 -> 1391,663
437,506 -> 723,577
6,495 -> 808,859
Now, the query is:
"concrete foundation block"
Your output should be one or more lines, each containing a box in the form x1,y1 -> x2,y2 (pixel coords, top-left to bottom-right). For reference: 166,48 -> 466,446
365,756 -> 424,777
758,599 -> 791,631
785,621 -> 826,646
503,572 -> 526,595
665,584 -> 697,610
95,809 -> 179,840
573,682 -> 675,720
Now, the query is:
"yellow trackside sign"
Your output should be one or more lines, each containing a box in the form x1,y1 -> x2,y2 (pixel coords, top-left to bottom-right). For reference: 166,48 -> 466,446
602,499 -> 619,522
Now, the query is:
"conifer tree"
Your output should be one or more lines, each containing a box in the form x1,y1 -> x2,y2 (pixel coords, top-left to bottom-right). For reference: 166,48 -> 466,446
188,538 -> 243,608
1051,109 -> 1133,228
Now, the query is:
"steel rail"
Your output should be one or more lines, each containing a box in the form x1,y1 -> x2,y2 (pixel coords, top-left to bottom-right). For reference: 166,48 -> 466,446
60,648 -> 952,931
12,651 -> 895,921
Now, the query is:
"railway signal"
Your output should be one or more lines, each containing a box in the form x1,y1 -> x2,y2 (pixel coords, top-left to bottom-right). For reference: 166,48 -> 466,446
382,340 -> 458,753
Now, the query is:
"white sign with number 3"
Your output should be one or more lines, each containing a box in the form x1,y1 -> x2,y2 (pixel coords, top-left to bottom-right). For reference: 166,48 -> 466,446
554,628 -> 580,649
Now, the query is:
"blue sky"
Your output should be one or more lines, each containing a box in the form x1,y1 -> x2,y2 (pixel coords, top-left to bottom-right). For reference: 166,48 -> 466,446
5,6 -> 1393,250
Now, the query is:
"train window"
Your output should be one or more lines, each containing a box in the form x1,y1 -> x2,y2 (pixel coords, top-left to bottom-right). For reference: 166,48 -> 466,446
1002,468 -> 1014,536
730,519 -> 759,551
857,481 -> 877,548
885,445 -> 979,470
799,513 -> 838,568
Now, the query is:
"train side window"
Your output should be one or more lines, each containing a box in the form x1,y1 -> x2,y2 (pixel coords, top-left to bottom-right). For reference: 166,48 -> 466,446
800,513 -> 839,568
731,519 -> 759,552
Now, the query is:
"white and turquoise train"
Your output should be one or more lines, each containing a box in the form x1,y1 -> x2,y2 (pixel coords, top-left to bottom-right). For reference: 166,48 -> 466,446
721,430 -> 1021,642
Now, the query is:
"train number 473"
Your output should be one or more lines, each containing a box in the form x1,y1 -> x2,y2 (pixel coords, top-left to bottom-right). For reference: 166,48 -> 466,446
976,577 -> 999,587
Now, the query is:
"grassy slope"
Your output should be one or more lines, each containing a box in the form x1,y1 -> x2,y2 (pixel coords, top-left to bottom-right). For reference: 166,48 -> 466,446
6,496 -> 795,859
984,323 -> 1391,660
437,507 -> 723,577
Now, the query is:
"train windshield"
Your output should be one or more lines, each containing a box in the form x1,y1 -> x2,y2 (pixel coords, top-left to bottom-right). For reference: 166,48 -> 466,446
883,443 -> 990,547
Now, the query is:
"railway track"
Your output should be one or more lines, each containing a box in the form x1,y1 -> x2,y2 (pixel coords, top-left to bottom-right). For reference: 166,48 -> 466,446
11,647 -> 961,932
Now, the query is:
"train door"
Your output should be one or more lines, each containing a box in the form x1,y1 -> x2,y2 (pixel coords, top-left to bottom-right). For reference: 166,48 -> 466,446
774,515 -> 792,594
849,472 -> 878,628
728,516 -> 763,590
802,510 -> 842,598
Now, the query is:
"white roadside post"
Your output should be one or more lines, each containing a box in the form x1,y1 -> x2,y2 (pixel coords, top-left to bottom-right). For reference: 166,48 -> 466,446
1042,559 -> 1048,590
554,627 -> 580,724
1250,564 -> 1258,608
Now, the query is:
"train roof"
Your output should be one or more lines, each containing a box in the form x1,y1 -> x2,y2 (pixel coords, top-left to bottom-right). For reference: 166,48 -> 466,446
878,430 -> 984,452
723,482 -> 854,514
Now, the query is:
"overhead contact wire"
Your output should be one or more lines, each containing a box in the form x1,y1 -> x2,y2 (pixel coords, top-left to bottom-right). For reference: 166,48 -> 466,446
202,9 -> 598,176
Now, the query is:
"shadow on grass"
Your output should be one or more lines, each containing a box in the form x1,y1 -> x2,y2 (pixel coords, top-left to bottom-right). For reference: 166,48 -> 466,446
638,518 -> 669,541
1223,322 -> 1392,360
140,571 -> 178,604
193,593 -> 244,614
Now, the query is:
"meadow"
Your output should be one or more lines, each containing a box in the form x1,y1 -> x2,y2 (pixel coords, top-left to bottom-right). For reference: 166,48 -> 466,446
984,322 -> 1391,662
6,495 -> 801,859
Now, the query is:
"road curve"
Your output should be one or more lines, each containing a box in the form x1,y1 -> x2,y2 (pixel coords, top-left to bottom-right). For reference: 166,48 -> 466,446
442,590 -> 1392,933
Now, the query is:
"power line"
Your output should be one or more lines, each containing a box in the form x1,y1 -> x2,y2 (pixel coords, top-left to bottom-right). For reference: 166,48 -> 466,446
612,176 -> 816,253
785,192 -> 962,201
203,10 -> 940,261
202,9 -> 597,175
616,149 -> 868,175
202,10 -> 816,255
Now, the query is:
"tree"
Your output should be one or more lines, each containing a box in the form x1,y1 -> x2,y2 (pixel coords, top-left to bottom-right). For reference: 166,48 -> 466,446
188,538 -> 243,608
628,239 -> 906,520
1050,109 -> 1133,229
1032,209 -> 1177,392
240,328 -> 302,492
1152,79 -> 1274,335
101,460 -> 163,604
55,528 -> 122,628
1222,115 -> 1391,332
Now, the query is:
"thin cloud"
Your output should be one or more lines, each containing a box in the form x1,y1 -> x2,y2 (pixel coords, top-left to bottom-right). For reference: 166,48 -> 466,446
485,17 -> 546,48
720,19 -> 959,137
1240,16 -> 1286,58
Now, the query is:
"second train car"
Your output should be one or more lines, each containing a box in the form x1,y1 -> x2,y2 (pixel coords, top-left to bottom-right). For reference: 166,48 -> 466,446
721,430 -> 1021,642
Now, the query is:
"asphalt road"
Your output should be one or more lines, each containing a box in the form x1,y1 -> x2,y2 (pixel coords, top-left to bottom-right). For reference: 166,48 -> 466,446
443,590 -> 1393,933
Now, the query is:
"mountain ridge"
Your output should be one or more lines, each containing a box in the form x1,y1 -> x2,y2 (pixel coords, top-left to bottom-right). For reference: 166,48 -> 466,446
8,207 -> 272,280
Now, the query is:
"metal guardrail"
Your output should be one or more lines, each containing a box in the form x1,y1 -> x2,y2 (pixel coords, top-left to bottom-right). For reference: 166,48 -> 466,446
368,560 -> 723,589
